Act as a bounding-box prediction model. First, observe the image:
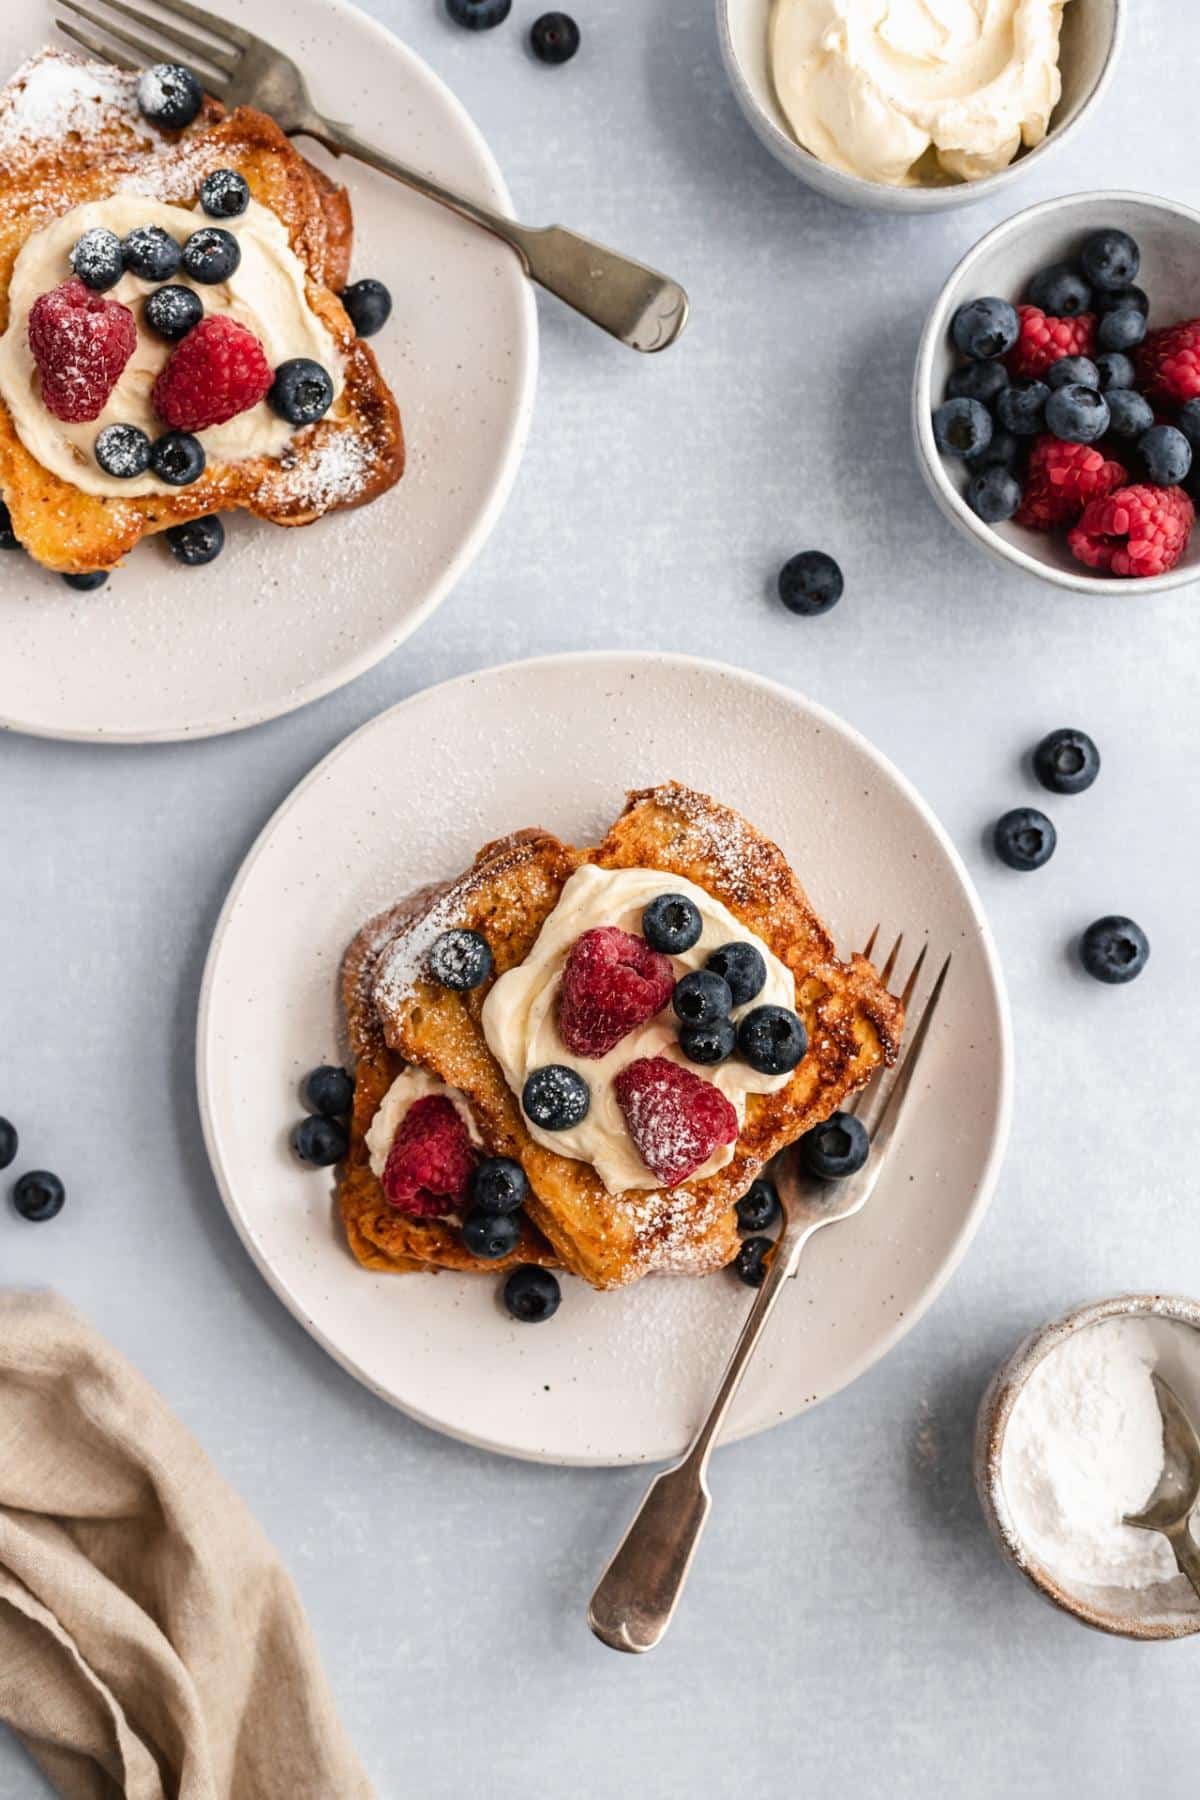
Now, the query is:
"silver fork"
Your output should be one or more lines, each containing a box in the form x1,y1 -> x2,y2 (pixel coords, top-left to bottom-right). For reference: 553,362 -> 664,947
587,933 -> 951,1653
56,0 -> 689,352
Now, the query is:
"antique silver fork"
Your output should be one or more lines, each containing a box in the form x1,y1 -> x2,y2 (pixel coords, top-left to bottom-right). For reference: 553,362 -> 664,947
56,0 -> 689,352
588,934 -> 951,1653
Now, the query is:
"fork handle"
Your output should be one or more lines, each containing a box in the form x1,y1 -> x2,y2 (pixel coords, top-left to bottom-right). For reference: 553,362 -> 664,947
306,118 -> 688,353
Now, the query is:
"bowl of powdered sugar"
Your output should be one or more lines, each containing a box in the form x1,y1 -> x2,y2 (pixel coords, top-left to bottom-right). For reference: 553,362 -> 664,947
976,1295 -> 1200,1639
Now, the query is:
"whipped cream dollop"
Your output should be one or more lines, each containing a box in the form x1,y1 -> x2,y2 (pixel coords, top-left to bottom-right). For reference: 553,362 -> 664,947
770,0 -> 1072,187
482,865 -> 797,1195
366,1067 -> 482,1181
0,193 -> 341,498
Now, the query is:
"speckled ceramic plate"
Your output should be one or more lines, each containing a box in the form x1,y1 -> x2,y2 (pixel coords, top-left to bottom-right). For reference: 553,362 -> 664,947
0,0 -> 536,741
198,654 -> 1013,1465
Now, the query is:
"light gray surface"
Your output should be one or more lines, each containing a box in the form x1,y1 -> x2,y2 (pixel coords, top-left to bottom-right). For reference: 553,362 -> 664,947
2,1 -> 1198,1794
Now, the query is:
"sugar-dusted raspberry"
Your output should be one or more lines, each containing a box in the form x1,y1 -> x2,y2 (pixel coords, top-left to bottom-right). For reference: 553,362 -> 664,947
152,313 -> 272,432
27,277 -> 136,423
1136,317 -> 1200,406
1014,435 -> 1127,532
1006,305 -> 1097,381
558,926 -> 676,1058
381,1095 -> 477,1217
1068,483 -> 1195,578
613,1055 -> 738,1189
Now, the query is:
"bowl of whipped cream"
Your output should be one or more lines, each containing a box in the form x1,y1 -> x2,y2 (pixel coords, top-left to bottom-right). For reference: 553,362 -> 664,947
976,1295 -> 1200,1639
717,0 -> 1124,211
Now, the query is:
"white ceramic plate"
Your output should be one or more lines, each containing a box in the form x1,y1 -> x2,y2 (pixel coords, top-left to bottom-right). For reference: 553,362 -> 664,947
198,653 -> 1013,1466
0,0 -> 536,741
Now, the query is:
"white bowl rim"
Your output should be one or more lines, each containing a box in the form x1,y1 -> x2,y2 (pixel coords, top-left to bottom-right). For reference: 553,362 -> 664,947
716,0 -> 1126,212
913,187 -> 1200,596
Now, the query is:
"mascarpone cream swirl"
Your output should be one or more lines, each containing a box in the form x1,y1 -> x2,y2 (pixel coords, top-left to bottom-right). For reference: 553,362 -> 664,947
366,1068 -> 482,1180
482,864 -> 797,1195
770,0 -> 1072,187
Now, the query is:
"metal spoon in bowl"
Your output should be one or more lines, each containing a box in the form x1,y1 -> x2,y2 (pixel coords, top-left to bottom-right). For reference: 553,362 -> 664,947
1123,1373 -> 1200,1601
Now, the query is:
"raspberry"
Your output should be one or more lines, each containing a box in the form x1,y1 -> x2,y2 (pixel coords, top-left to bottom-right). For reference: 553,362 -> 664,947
1068,483 -> 1195,579
558,926 -> 675,1058
614,1055 -> 738,1189
1014,435 -> 1127,532
152,313 -> 272,432
1006,305 -> 1097,381
1136,318 -> 1200,405
381,1095 -> 477,1217
27,278 -> 136,423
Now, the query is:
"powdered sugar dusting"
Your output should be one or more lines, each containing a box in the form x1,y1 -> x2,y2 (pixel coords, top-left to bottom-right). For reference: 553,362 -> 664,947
0,52 -> 146,164
258,428 -> 375,512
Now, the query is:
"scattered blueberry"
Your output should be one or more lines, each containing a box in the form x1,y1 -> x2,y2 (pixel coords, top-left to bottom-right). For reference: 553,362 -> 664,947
778,549 -> 843,616
678,1017 -> 737,1065
121,224 -> 182,282
1045,356 -> 1099,392
738,1005 -> 807,1075
1044,383 -> 1109,445
62,571 -> 108,591
199,168 -> 249,218
705,942 -> 767,1007
734,1236 -> 771,1288
736,1177 -> 780,1234
144,284 -> 204,341
523,1065 -> 589,1130
995,380 -> 1048,436
1094,284 -> 1148,318
1139,423 -> 1192,487
800,1112 -> 870,1180
673,969 -> 733,1028
12,1170 -> 65,1222
1177,398 -> 1200,447
530,11 -> 580,62
291,1114 -> 347,1166
166,515 -> 225,566
302,1064 -> 355,1116
0,499 -> 19,551
0,1118 -> 16,1170
70,226 -> 124,291
269,358 -> 334,425
951,297 -> 1019,361
1095,351 -> 1135,392
966,467 -> 1021,524
642,893 -> 702,955
933,397 -> 993,458
94,423 -> 151,480
462,1206 -> 521,1259
136,62 -> 203,130
1080,228 -> 1140,294
1033,728 -> 1100,796
993,806 -> 1056,871
969,427 -> 1020,471
468,1157 -> 528,1215
340,277 -> 392,338
181,226 -> 240,284
428,927 -> 493,989
947,361 -> 1009,406
1079,915 -> 1149,984
150,431 -> 205,486
1026,262 -> 1092,318
1097,306 -> 1147,353
446,0 -> 511,27
1104,388 -> 1154,440
503,1264 -> 561,1322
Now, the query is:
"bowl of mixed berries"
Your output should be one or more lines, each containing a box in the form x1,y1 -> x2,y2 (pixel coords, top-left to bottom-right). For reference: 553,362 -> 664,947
914,192 -> 1200,593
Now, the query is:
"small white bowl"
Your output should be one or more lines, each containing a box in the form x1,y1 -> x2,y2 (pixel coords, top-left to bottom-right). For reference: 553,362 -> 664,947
976,1294 -> 1200,1640
914,191 -> 1200,595
717,0 -> 1123,214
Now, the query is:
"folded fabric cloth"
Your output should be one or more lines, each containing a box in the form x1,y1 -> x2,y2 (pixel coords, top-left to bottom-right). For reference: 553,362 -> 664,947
0,1291 -> 373,1800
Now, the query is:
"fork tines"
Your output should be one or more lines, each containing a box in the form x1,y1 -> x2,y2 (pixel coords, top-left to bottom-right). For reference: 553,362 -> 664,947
852,944 -> 950,1146
57,0 -> 246,99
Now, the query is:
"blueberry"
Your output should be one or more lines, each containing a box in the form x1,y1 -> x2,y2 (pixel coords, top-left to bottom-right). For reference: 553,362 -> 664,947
705,942 -> 766,1007
933,397 -> 993,458
291,1114 -> 347,1166
678,1017 -> 737,1065
1095,284 -> 1148,318
0,1118 -> 16,1170
1177,399 -> 1200,447
121,224 -> 182,282
468,1157 -> 528,1215
1104,389 -> 1154,441
1079,915 -> 1149,985
0,499 -> 19,551
947,361 -> 1009,406
269,358 -> 334,426
736,1177 -> 780,1234
144,284 -> 204,341
461,1206 -> 521,1260
1033,728 -> 1100,796
642,893 -> 702,955
94,423 -> 151,480
1045,356 -> 1099,392
1026,262 -> 1092,318
150,431 -> 205,486
778,549 -> 843,616
136,62 -> 203,130
446,0 -> 511,27
530,11 -> 580,62
799,1112 -> 869,1180
199,168 -> 249,218
523,1065 -> 589,1131
166,515 -> 225,566
181,226 -> 240,284
995,380 -> 1048,436
428,927 -> 492,990
738,1005 -> 807,1075
1095,351 -> 1135,392
1097,306 -> 1147,353
62,571 -> 108,591
1139,424 -> 1192,487
340,277 -> 392,338
70,226 -> 124,291
1044,383 -> 1109,445
302,1064 -> 354,1116
734,1236 -> 771,1288
503,1264 -> 561,1321
966,467 -> 1021,524
673,969 -> 733,1028
993,807 -> 1056,871
1080,229 -> 1140,293
969,427 -> 1020,471
950,297 -> 1019,361
12,1170 -> 65,1222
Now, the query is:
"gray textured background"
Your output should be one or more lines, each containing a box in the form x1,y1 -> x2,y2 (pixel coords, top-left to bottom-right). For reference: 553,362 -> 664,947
3,2 -> 1199,1794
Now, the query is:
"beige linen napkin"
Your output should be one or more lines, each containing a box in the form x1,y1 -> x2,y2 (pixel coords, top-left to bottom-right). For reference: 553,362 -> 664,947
0,1291 -> 373,1800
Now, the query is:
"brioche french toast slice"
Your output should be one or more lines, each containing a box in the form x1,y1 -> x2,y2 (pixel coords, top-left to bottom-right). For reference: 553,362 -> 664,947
362,787 -> 904,1289
0,51 -> 402,574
